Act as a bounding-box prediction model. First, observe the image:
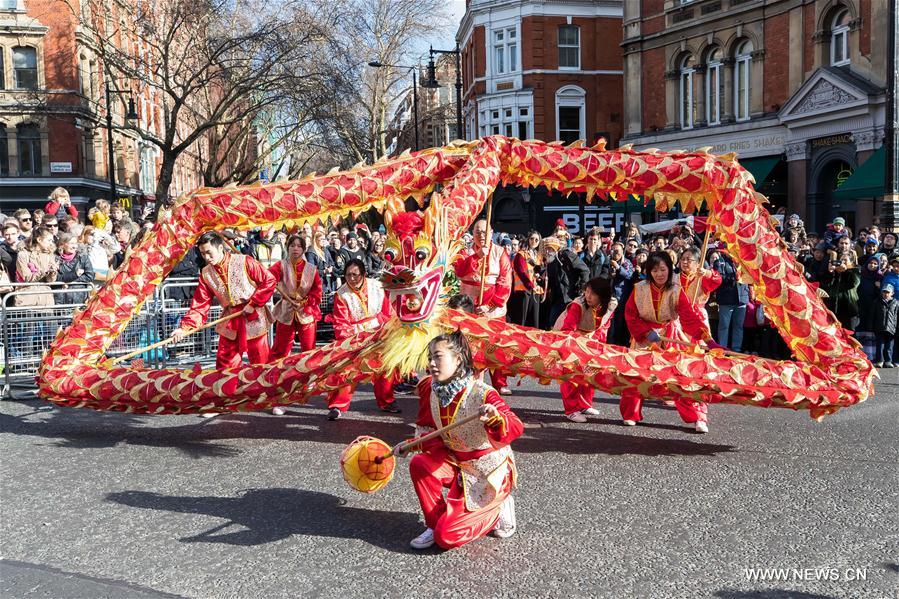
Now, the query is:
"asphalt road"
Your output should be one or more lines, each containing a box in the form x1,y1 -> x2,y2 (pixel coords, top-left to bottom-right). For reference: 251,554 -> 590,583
1,375 -> 897,599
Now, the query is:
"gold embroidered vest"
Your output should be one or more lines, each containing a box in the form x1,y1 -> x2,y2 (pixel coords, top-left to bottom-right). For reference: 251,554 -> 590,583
201,254 -> 270,340
272,259 -> 316,325
430,380 -> 517,511
336,278 -> 384,336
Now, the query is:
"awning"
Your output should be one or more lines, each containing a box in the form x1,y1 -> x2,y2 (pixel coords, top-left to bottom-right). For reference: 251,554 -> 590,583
739,156 -> 781,185
833,146 -> 886,200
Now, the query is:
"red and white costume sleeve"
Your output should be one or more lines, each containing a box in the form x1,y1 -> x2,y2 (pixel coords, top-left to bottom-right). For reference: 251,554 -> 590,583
453,244 -> 513,318
409,376 -> 523,550
679,269 -> 722,307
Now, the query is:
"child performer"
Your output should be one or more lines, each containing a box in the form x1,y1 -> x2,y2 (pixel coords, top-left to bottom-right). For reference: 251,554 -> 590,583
553,277 -> 618,422
403,331 -> 523,550
622,251 -> 716,433
268,234 -> 322,415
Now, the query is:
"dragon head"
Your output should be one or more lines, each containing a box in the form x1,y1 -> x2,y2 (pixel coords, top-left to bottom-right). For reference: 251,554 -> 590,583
379,205 -> 446,324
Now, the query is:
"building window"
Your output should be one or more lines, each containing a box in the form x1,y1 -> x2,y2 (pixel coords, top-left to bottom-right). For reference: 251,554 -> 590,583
17,123 -> 41,176
678,55 -> 695,130
830,9 -> 851,66
556,85 -> 586,143
13,46 -> 38,90
1,0 -> 18,10
734,41 -> 752,121
558,25 -> 580,69
705,47 -> 723,126
0,125 -> 8,177
492,27 -> 518,75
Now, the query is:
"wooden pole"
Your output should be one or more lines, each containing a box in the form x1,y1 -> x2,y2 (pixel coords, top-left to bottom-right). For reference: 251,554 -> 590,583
108,310 -> 243,365
691,211 -> 716,306
478,199 -> 495,306
376,412 -> 483,463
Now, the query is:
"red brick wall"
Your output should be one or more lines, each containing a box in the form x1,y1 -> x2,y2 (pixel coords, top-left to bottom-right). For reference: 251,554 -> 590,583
641,0 -> 667,36
859,0 -> 870,56
803,2 -> 816,75
642,47 -> 665,130
764,12 -> 790,111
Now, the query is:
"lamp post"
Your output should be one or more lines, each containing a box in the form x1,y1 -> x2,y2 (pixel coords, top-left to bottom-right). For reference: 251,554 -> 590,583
368,61 -> 419,151
422,44 -> 463,140
105,81 -> 138,204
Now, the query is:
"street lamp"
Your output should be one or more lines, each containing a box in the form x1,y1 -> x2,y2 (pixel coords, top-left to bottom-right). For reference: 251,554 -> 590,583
421,44 -> 463,141
368,60 -> 419,151
105,81 -> 138,204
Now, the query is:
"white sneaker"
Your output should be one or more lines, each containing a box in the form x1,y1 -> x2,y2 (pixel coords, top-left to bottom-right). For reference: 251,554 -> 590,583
695,420 -> 709,434
201,412 -> 219,419
622,419 -> 637,426
581,407 -> 600,416
410,528 -> 435,549
566,412 -> 588,423
499,386 -> 512,396
490,495 -> 516,538
272,407 -> 286,416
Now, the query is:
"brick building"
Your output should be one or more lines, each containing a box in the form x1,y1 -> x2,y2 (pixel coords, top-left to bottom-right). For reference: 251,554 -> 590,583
621,0 -> 892,234
456,0 -> 631,236
0,0 -> 202,214
388,53 -> 460,155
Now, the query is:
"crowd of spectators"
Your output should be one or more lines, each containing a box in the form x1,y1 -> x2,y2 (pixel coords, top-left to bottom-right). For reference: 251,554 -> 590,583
1,187 -> 893,367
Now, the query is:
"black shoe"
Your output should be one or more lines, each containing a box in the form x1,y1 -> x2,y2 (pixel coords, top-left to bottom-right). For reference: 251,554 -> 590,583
327,408 -> 341,420
381,403 -> 402,414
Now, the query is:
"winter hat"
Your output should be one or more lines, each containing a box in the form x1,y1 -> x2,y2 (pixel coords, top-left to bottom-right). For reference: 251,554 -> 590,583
866,236 -> 879,246
832,217 -> 846,226
788,213 -> 801,222
882,283 -> 894,293
815,241 -> 828,251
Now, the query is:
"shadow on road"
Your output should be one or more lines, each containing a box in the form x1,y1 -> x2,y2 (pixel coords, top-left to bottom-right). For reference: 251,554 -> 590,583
715,590 -> 838,599
2,399 -> 734,459
105,488 -> 419,552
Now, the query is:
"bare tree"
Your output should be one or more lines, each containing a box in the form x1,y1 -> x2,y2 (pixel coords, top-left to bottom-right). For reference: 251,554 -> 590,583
293,0 -> 452,167
70,0 -> 337,206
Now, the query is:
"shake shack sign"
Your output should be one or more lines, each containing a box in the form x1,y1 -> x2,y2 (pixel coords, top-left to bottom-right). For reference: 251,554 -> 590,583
811,134 -> 853,148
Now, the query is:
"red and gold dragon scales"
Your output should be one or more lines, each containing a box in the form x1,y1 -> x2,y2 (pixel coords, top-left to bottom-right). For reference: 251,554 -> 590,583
37,136 -> 874,420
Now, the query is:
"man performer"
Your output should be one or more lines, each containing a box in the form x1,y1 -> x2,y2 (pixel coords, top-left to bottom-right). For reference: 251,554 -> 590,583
326,258 -> 400,420
453,219 -> 513,395
172,231 -> 276,372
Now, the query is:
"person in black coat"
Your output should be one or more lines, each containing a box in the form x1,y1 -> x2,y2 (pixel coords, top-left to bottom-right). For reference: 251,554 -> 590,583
55,232 -> 95,305
873,283 -> 899,367
539,237 -> 590,328
580,230 -> 608,279
713,252 -> 750,351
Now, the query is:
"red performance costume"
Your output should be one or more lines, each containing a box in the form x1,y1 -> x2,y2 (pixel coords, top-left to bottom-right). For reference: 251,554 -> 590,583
269,257 -> 322,359
454,244 -> 513,389
327,277 -> 396,412
622,281 -> 712,425
410,376 -> 523,550
179,252 -> 276,369
679,268 -> 722,327
554,297 -> 616,416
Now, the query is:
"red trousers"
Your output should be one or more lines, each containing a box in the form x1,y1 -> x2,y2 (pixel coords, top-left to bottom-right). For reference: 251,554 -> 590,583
410,446 -> 511,550
216,335 -> 269,369
271,321 -> 316,360
490,370 -> 508,389
560,382 -> 595,415
619,388 -> 708,424
327,375 -> 396,411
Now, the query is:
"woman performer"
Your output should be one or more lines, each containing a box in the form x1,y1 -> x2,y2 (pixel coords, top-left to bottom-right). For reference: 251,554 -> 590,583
268,234 -> 322,415
326,258 -> 399,420
622,251 -> 716,433
403,331 -> 523,550
677,247 -> 722,327
553,277 -> 617,422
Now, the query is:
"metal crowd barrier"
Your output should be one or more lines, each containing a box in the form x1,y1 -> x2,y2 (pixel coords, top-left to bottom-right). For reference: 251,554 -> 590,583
1,278 -> 339,398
